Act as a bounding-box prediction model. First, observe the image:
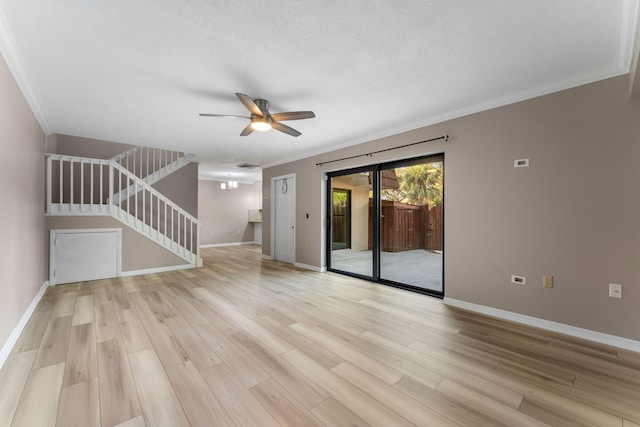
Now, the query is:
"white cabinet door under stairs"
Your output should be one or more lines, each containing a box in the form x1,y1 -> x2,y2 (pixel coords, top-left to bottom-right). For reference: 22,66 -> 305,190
50,229 -> 122,285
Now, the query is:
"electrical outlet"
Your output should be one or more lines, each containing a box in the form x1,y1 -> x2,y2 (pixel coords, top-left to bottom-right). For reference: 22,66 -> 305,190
514,158 -> 529,168
511,275 -> 526,285
543,275 -> 553,288
609,283 -> 622,299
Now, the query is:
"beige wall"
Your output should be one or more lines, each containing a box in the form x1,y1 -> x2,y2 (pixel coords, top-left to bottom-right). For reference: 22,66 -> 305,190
331,178 -> 370,251
263,75 -> 640,341
351,187 -> 370,251
47,133 -> 135,159
198,180 -> 261,245
153,162 -> 199,218
0,54 -> 46,348
46,216 -> 188,272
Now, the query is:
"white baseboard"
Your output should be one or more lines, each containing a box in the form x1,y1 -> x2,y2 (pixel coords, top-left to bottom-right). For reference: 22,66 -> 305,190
0,280 -> 50,370
294,262 -> 327,273
200,241 -> 257,248
443,297 -> 640,352
121,264 -> 194,277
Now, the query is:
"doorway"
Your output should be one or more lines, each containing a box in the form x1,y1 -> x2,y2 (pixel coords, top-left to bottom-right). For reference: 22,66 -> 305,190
327,169 -> 374,278
327,155 -> 444,297
271,174 -> 295,264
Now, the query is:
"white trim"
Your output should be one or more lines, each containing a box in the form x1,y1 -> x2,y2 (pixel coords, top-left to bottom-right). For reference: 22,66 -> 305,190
0,281 -> 50,371
443,297 -> 640,352
198,176 -> 258,185
294,262 -> 326,273
617,0 -> 640,69
261,70 -> 628,171
50,228 -> 122,286
0,8 -> 51,134
200,241 -> 257,248
45,210 -> 110,217
262,254 -> 274,260
120,263 -> 194,277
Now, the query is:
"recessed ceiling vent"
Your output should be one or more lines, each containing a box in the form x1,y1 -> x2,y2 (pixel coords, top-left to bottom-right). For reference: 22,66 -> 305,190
237,163 -> 259,168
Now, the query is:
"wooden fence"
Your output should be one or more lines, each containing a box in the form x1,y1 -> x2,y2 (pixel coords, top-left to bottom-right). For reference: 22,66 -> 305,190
366,201 -> 443,252
424,203 -> 443,251
332,204 -> 349,248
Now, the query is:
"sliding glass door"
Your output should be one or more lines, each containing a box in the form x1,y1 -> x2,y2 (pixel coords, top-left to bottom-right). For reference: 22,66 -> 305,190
328,169 -> 375,278
327,155 -> 443,296
379,160 -> 443,292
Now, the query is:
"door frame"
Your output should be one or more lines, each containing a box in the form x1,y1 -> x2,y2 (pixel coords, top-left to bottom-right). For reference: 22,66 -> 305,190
50,228 -> 122,286
325,165 -> 379,279
270,173 -> 296,264
326,153 -> 444,298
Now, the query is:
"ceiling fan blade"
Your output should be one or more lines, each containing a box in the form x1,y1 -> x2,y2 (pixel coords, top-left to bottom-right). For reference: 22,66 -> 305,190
199,113 -> 250,119
270,111 -> 315,121
236,93 -> 263,116
240,124 -> 254,136
272,121 -> 301,137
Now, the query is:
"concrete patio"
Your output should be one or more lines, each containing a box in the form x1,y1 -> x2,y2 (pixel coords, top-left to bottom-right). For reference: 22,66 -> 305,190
330,249 -> 443,292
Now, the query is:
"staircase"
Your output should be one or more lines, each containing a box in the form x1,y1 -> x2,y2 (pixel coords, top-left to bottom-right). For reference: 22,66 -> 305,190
46,147 -> 200,266
109,146 -> 196,204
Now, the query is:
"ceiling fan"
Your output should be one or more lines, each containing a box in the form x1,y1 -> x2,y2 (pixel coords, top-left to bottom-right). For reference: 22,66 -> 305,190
200,93 -> 315,137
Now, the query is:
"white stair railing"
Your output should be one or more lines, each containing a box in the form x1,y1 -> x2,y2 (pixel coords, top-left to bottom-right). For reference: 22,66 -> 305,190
110,146 -> 192,181
46,153 -> 200,265
109,146 -> 196,205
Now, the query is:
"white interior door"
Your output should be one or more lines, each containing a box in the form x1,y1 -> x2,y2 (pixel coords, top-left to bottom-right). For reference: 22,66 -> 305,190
273,176 -> 295,264
51,229 -> 121,285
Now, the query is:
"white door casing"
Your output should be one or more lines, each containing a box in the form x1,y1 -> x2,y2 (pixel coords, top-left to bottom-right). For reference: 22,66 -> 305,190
271,174 -> 295,264
50,229 -> 122,285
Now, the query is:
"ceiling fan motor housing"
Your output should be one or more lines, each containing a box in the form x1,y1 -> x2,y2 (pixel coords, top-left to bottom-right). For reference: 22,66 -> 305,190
254,99 -> 270,115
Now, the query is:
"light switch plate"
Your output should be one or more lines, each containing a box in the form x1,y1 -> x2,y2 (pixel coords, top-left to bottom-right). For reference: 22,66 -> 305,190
609,283 -> 622,299
511,275 -> 526,285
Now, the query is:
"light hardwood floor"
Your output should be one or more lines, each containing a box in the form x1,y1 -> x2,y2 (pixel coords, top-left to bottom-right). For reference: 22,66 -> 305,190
1,245 -> 639,426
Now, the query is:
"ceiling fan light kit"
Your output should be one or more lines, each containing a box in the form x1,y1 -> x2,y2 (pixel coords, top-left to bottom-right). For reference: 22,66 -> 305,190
200,93 -> 315,137
250,115 -> 272,131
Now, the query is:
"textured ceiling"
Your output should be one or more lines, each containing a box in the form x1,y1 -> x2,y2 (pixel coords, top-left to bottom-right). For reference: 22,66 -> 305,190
0,1 -> 638,183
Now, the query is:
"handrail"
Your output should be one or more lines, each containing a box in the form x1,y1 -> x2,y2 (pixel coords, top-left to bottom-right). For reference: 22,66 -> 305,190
109,146 -> 188,181
109,146 -> 140,162
46,153 -> 111,164
45,153 -> 198,223
111,162 -> 198,224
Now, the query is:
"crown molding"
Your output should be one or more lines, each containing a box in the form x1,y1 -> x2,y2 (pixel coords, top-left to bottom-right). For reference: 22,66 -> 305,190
618,0 -> 640,69
0,6 -> 51,134
261,65 -> 628,171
